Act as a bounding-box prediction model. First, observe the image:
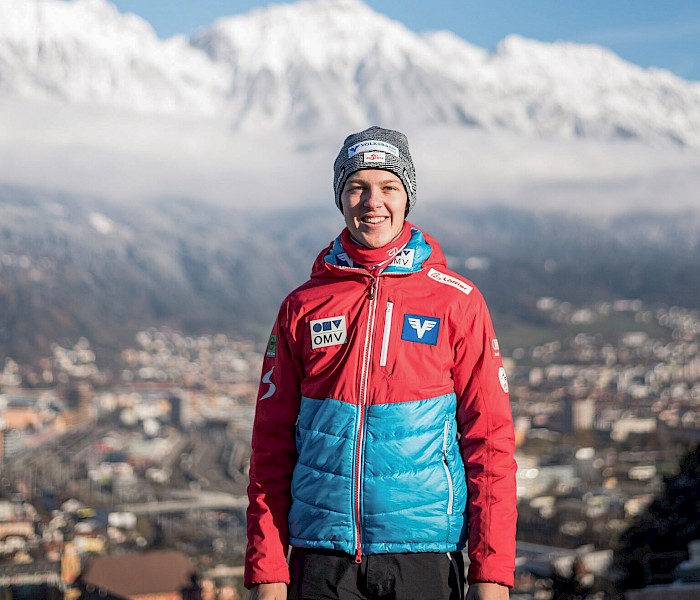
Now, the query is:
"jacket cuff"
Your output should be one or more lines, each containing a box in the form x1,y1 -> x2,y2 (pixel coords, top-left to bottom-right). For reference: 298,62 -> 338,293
467,563 -> 514,588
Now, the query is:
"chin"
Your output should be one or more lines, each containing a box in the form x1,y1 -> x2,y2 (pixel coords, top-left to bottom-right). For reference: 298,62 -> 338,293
363,237 -> 389,249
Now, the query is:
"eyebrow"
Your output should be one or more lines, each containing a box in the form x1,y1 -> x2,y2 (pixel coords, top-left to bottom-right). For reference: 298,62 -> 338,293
346,176 -> 401,185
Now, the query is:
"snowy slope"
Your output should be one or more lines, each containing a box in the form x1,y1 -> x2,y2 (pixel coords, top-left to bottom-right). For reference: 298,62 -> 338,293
191,0 -> 700,144
190,0 -> 489,131
1,0 -> 699,146
477,35 -> 700,144
0,0 -> 228,115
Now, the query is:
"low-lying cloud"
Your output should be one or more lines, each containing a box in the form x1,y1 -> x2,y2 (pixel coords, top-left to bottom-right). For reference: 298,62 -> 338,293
1,98 -> 698,217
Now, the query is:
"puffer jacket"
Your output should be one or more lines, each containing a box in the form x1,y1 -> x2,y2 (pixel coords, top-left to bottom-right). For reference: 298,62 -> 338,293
245,225 -> 517,588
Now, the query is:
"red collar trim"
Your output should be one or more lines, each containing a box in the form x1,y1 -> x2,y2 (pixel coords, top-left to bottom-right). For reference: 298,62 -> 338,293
340,222 -> 412,270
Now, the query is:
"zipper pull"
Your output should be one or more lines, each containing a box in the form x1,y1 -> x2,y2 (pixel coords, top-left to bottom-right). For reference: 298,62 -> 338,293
354,548 -> 363,564
367,276 -> 377,300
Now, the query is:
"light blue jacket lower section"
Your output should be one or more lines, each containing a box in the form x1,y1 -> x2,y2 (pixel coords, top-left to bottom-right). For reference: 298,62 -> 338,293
288,393 -> 468,554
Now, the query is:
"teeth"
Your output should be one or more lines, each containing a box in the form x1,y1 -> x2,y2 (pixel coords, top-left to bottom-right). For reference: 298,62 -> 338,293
364,217 -> 386,224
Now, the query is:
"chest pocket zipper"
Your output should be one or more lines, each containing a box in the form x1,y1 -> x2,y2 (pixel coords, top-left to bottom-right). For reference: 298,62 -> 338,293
379,301 -> 394,367
442,419 -> 454,515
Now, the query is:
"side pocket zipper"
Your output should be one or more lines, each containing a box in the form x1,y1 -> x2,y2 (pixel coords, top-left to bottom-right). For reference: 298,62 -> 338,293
442,419 -> 454,515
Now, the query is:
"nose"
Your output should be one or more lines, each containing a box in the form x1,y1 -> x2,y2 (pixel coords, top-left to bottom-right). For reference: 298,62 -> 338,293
363,185 -> 382,209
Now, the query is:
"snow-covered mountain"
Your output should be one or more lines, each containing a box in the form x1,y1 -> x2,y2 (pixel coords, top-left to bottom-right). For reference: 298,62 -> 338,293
2,0 -> 699,146
0,0 -> 228,115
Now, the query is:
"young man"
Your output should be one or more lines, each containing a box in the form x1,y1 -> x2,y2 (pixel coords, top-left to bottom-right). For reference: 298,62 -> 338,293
245,127 -> 517,600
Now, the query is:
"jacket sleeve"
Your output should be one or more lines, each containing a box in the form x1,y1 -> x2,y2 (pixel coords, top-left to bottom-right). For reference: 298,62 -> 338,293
452,291 -> 517,588
244,299 -> 303,588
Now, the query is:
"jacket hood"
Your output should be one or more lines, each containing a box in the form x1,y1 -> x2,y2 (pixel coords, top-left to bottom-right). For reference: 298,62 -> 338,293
310,223 -> 448,279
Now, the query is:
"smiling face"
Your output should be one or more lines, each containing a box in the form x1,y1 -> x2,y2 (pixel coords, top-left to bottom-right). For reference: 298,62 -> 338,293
340,169 -> 408,249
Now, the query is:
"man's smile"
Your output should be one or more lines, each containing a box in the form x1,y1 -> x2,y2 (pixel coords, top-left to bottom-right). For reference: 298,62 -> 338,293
361,216 -> 388,224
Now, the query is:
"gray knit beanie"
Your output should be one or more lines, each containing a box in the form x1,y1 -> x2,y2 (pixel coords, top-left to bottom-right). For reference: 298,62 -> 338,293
333,126 -> 416,214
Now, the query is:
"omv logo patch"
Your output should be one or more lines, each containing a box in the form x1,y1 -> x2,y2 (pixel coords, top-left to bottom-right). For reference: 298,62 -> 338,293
401,314 -> 440,345
390,248 -> 415,269
310,316 -> 347,349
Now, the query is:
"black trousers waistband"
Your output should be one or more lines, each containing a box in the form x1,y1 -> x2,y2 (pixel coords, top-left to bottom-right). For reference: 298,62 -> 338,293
288,549 -> 465,600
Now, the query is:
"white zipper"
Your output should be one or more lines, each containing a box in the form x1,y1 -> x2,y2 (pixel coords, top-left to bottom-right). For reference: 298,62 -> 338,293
379,301 -> 394,367
442,419 -> 454,515
354,276 -> 380,562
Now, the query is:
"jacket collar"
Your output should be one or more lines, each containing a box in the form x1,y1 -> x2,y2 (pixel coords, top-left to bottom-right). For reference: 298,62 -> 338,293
319,223 -> 436,276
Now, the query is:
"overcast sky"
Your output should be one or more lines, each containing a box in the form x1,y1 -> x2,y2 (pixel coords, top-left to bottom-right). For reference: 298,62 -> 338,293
108,0 -> 700,81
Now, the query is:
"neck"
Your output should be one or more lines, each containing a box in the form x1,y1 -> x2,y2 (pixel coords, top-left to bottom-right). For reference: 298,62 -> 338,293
340,223 -> 412,270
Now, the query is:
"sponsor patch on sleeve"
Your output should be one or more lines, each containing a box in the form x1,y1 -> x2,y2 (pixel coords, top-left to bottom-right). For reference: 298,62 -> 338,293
265,334 -> 277,358
310,316 -> 347,349
498,367 -> 509,394
427,268 -> 473,296
259,367 -> 276,401
491,338 -> 500,357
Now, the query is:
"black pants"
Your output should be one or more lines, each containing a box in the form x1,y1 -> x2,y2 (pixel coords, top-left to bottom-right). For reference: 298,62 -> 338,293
288,548 -> 465,600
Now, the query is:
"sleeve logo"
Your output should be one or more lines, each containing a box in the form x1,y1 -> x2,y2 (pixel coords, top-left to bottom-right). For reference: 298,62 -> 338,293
498,367 -> 509,394
259,367 -> 276,401
310,316 -> 347,349
265,334 -> 277,358
401,314 -> 440,345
